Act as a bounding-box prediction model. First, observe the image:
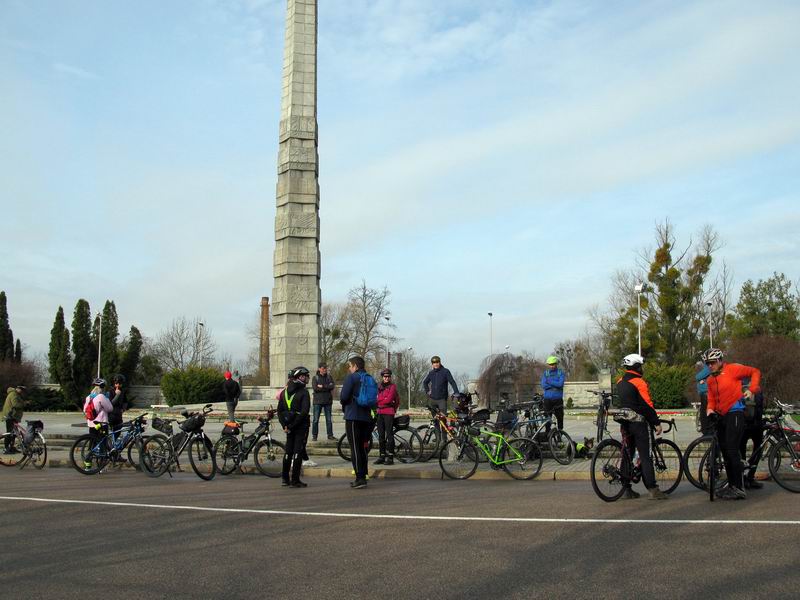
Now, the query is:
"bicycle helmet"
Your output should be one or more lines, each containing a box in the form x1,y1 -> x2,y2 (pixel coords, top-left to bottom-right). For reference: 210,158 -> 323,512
380,368 -> 392,377
288,366 -> 310,380
92,377 -> 107,388
112,373 -> 126,385
705,348 -> 724,363
622,354 -> 645,368
546,355 -> 559,365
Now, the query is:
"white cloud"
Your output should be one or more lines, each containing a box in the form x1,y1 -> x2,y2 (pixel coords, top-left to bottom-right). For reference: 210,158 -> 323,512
52,62 -> 98,80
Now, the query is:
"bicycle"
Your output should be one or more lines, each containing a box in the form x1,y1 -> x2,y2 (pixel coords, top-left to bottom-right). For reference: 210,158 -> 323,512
590,409 -> 683,502
588,390 -> 615,444
691,402 -> 703,433
214,408 -> 286,477
337,415 -> 423,464
0,419 -> 47,469
69,414 -> 148,475
690,401 -> 800,495
416,404 -> 468,462
438,415 -> 542,481
506,398 -> 575,465
139,404 -> 217,480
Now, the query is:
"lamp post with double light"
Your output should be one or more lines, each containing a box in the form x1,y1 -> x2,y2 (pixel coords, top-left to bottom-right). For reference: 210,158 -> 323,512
406,346 -> 413,411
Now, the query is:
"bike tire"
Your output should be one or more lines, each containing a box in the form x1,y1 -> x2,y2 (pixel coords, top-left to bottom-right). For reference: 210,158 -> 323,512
140,434 -> 171,477
708,441 -> 717,502
69,434 -> 108,475
682,436 -> 713,491
438,438 -> 479,480
254,439 -> 286,477
27,432 -> 48,469
416,425 -> 442,462
768,438 -> 800,493
188,435 -> 217,480
125,435 -> 147,471
590,438 -> 626,502
0,433 -> 23,467
653,438 -> 683,494
501,437 -> 543,480
548,429 -> 575,465
214,435 -> 241,475
393,428 -> 423,463
337,432 -> 373,462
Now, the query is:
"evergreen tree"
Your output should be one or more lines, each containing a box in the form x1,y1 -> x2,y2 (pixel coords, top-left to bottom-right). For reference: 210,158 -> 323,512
14,339 -> 22,363
99,300 -> 120,377
72,299 -> 95,392
48,307 -> 67,382
119,326 -> 143,384
0,291 -> 11,361
727,273 -> 800,341
59,328 -> 78,405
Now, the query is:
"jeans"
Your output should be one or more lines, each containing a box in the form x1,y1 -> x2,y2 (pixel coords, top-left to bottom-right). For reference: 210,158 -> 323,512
226,402 -> 237,421
312,404 -> 333,439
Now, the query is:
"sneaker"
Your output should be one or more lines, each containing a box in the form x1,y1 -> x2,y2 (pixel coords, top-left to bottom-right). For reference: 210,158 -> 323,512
302,459 -> 318,467
374,457 -> 385,465
648,487 -> 669,500
290,481 -> 308,488
730,486 -> 747,500
4,448 -> 19,455
744,478 -> 763,490
621,487 -> 640,500
281,480 -> 290,487
311,437 -> 318,442
351,479 -> 367,489
327,436 -> 336,440
715,486 -> 737,500
384,457 -> 394,466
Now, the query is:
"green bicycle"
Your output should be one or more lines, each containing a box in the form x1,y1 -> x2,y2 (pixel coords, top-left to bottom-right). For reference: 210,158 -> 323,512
438,417 -> 542,480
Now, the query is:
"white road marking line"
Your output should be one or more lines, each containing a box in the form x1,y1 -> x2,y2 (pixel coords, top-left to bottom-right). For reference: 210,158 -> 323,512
1,495 -> 798,525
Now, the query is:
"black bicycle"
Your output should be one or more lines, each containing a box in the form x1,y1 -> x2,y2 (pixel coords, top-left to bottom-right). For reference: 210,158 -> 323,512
214,408 -> 286,477
506,398 -> 575,465
337,415 -> 423,463
588,390 -> 615,444
590,409 -> 683,502
140,404 -> 217,480
69,414 -> 148,475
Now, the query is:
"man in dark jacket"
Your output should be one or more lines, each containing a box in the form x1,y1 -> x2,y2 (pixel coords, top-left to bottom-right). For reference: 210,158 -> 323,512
340,356 -> 374,489
223,370 -> 241,420
2,385 -> 25,453
422,355 -> 459,412
311,363 -> 335,441
108,374 -> 128,433
278,366 -> 311,488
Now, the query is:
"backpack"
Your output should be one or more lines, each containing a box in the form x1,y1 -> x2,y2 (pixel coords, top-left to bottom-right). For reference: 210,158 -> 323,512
84,397 -> 98,421
355,372 -> 378,408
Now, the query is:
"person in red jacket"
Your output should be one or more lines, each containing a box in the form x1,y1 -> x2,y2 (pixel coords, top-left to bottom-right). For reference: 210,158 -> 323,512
704,348 -> 761,500
375,368 -> 400,466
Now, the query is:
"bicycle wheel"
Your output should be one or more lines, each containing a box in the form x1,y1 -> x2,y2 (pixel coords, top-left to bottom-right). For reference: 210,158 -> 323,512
393,428 -> 423,463
140,434 -> 171,477
416,425 -> 442,462
188,435 -> 216,480
254,439 -> 286,477
769,438 -> 800,493
126,435 -> 148,471
548,429 -> 575,465
501,437 -> 543,480
26,433 -> 48,469
0,434 -> 23,467
337,432 -> 373,461
682,436 -> 713,490
653,439 -> 683,494
590,438 -> 626,502
69,434 -> 108,475
438,438 -> 479,480
214,435 -> 241,475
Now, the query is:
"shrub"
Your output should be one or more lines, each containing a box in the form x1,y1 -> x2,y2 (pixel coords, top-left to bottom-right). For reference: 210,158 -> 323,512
0,360 -> 36,395
25,387 -> 72,412
727,335 -> 800,405
160,367 -> 224,407
643,363 -> 694,409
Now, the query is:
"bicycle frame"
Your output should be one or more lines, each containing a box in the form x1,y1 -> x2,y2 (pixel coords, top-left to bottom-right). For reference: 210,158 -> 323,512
465,429 -> 525,465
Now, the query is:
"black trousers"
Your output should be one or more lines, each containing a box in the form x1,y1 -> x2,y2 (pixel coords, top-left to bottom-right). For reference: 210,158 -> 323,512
620,421 -> 656,489
282,424 -> 309,483
740,420 -> 765,481
543,400 -> 564,431
699,393 -> 710,433
346,419 -> 372,480
717,411 -> 745,490
376,414 -> 395,457
4,418 -> 17,450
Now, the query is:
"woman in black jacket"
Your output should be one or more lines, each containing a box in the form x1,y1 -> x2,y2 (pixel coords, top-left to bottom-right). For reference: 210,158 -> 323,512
277,366 -> 311,488
108,374 -> 129,433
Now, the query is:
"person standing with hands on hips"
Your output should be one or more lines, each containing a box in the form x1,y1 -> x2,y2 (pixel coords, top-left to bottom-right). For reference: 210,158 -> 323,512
311,362 -> 336,441
277,367 -> 311,488
541,356 -> 565,432
423,356 -> 459,413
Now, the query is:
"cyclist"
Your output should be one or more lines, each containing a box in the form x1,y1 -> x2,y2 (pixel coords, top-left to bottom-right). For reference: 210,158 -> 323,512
83,379 -> 113,465
423,356 -> 459,413
616,354 -> 668,500
704,348 -> 761,499
2,385 -> 26,454
541,355 -> 565,432
108,373 -> 129,434
375,368 -> 400,466
340,355 -> 374,489
695,357 -> 711,433
277,366 -> 311,488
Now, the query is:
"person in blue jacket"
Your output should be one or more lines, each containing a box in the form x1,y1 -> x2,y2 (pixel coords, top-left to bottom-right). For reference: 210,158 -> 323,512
541,356 -> 566,431
695,359 -> 711,433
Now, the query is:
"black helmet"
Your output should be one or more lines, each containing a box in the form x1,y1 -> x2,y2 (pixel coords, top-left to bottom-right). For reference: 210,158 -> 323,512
380,368 -> 392,377
92,377 -> 107,388
288,366 -> 310,380
113,373 -> 126,385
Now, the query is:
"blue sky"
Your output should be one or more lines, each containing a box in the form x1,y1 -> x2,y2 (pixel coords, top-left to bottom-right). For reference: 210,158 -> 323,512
1,0 -> 799,378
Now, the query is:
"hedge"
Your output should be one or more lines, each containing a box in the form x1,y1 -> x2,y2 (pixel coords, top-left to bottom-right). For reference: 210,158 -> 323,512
160,367 -> 225,407
642,363 -> 695,409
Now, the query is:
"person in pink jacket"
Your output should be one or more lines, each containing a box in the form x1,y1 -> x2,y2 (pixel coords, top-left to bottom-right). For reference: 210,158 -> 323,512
375,368 -> 400,465
84,378 -> 114,434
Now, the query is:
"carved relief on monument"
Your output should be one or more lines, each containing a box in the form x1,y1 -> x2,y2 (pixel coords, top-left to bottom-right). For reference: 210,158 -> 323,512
277,144 -> 317,173
271,282 -> 320,316
279,115 -> 316,142
274,212 -> 319,240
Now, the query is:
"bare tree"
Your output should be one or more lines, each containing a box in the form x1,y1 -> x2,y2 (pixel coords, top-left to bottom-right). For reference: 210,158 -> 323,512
391,348 -> 433,409
153,317 -> 217,371
476,352 -> 543,409
345,280 -> 392,368
320,302 -> 354,374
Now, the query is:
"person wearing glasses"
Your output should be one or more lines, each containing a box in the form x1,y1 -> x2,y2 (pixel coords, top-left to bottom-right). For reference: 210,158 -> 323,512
423,356 -> 459,413
704,348 -> 761,500
375,368 -> 400,465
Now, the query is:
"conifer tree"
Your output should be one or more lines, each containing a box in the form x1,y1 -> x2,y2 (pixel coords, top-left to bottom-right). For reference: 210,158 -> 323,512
49,307 -> 67,382
99,300 -> 120,377
72,299 -> 95,392
119,325 -> 143,384
0,291 -> 11,361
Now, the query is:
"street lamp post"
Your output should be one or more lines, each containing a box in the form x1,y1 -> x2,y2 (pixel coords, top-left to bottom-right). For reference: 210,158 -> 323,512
488,312 -> 493,362
384,316 -> 391,368
96,313 -> 103,379
406,346 -> 413,411
634,283 -> 646,356
706,301 -> 713,347
197,321 -> 205,367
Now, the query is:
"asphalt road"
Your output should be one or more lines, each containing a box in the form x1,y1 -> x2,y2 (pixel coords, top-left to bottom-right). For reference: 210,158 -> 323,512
1,468 -> 798,599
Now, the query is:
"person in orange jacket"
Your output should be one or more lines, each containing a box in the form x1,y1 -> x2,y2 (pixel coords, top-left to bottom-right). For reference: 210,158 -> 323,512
704,348 -> 761,500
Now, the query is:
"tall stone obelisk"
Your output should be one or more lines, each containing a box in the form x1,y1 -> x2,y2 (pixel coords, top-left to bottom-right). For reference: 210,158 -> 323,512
270,0 -> 320,384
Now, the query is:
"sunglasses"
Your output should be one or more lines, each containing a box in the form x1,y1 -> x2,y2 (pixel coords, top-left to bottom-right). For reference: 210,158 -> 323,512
382,375 -> 391,378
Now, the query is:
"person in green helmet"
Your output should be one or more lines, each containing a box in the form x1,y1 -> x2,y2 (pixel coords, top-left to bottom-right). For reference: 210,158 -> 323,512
541,356 -> 565,432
